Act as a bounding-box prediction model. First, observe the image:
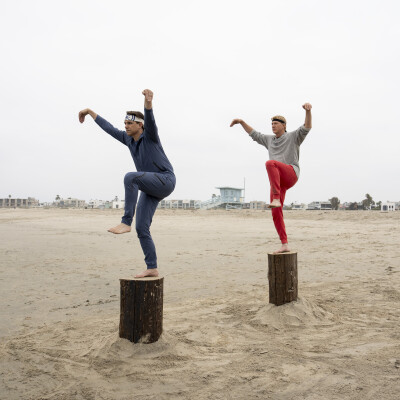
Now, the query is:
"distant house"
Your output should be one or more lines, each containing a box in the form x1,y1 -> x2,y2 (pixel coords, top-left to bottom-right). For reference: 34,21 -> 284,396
249,201 -> 266,210
381,201 -> 396,212
291,202 -> 307,210
55,198 -> 86,208
157,199 -> 200,209
112,199 -> 125,209
87,199 -> 107,209
0,197 -> 39,208
307,201 -> 332,210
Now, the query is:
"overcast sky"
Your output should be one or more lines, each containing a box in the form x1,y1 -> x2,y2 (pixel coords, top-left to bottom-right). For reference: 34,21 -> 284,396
1,0 -> 399,205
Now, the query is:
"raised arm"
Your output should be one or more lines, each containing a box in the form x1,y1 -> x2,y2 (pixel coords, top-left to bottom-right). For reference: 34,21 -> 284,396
302,103 -> 312,129
142,89 -> 160,142
230,119 -> 254,134
79,108 -> 97,123
79,108 -> 129,145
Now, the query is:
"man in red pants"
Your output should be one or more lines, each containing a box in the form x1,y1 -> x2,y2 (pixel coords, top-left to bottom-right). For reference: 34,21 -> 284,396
230,103 -> 312,253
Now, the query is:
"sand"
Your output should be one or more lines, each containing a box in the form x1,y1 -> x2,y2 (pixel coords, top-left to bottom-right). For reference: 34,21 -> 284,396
0,208 -> 399,400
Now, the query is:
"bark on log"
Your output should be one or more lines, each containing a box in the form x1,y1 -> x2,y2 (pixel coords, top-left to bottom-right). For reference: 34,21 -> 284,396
119,277 -> 164,343
268,252 -> 298,306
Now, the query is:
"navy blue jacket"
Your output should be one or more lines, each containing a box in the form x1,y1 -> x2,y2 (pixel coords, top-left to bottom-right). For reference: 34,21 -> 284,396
95,108 -> 175,176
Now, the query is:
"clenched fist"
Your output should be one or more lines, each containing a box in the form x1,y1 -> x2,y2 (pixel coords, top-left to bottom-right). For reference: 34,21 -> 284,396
142,89 -> 153,102
302,103 -> 312,111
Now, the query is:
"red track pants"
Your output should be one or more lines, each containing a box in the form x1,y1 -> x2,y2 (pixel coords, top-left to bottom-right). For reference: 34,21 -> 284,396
265,160 -> 298,244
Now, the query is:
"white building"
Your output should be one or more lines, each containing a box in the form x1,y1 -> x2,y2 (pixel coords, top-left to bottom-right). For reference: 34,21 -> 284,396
112,199 -> 125,209
291,202 -> 307,210
87,199 -> 107,209
381,201 -> 396,212
307,201 -> 332,210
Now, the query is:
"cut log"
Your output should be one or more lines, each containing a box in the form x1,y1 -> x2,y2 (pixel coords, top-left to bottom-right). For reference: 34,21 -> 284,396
119,277 -> 164,343
268,252 -> 298,306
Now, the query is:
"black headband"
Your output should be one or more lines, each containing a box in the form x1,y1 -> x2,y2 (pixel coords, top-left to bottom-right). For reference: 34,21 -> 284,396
272,118 -> 286,124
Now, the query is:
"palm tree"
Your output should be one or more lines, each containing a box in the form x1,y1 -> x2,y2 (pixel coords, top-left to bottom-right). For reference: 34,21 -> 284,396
55,195 -> 60,201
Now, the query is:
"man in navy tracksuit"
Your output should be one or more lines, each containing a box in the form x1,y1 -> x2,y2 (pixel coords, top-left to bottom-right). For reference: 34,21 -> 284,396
79,89 -> 175,278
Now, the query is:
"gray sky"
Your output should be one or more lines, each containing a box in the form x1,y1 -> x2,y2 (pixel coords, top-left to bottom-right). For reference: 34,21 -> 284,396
1,0 -> 399,204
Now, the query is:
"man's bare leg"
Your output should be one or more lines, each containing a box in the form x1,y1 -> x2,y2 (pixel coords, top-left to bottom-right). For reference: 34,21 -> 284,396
273,243 -> 290,254
107,223 -> 131,234
267,199 -> 282,208
134,268 -> 159,278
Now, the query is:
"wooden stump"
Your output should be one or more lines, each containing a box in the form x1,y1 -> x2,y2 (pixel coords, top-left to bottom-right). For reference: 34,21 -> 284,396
119,277 -> 164,343
268,252 -> 298,306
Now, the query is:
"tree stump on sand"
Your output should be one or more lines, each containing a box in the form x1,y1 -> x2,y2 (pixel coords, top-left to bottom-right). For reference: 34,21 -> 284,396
268,252 -> 298,306
119,277 -> 164,343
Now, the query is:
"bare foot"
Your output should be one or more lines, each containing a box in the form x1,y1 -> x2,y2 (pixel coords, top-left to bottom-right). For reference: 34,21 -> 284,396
134,269 -> 159,278
273,243 -> 291,254
107,223 -> 131,234
267,199 -> 282,208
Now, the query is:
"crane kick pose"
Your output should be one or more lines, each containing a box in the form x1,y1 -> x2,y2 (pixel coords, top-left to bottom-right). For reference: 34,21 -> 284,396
230,103 -> 312,253
79,89 -> 175,277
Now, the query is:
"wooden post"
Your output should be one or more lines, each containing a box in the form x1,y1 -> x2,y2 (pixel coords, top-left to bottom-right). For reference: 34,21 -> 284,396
268,252 -> 298,306
119,277 -> 164,344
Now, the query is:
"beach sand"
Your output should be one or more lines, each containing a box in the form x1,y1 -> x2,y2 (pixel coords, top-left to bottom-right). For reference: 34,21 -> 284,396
0,208 -> 399,399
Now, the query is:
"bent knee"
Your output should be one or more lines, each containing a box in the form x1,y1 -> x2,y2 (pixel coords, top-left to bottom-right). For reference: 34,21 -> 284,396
124,172 -> 145,185
265,160 -> 277,169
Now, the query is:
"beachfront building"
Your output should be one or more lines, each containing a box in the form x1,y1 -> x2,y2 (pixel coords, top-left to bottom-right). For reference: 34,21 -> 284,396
0,197 -> 39,208
87,199 -> 108,209
111,199 -> 125,209
158,199 -> 200,209
291,202 -> 307,210
381,201 -> 396,212
249,201 -> 266,210
54,198 -> 86,208
307,201 -> 332,210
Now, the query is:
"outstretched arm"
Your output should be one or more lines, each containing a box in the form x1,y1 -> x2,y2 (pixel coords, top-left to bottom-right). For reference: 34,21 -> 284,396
230,119 -> 254,134
302,103 -> 312,129
231,118 -> 271,148
79,108 -> 128,145
142,89 -> 160,142
79,108 -> 97,123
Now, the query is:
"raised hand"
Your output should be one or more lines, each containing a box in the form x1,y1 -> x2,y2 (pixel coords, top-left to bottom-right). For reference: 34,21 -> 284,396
230,118 -> 243,127
78,108 -> 97,123
78,109 -> 89,123
142,89 -> 153,109
302,103 -> 312,111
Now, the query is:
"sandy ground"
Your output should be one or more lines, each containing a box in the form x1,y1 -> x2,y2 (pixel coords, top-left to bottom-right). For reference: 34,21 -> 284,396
0,208 -> 399,400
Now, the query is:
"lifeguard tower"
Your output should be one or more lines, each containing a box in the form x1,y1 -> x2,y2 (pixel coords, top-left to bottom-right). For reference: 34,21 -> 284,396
200,186 -> 244,210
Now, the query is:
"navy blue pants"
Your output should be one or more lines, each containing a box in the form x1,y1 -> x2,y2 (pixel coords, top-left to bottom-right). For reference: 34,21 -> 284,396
121,171 -> 175,269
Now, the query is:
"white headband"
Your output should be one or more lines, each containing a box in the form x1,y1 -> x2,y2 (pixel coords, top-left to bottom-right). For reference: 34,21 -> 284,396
125,114 -> 144,124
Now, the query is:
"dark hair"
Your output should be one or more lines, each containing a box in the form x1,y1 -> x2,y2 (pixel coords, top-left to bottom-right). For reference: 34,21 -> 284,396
126,111 -> 144,120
